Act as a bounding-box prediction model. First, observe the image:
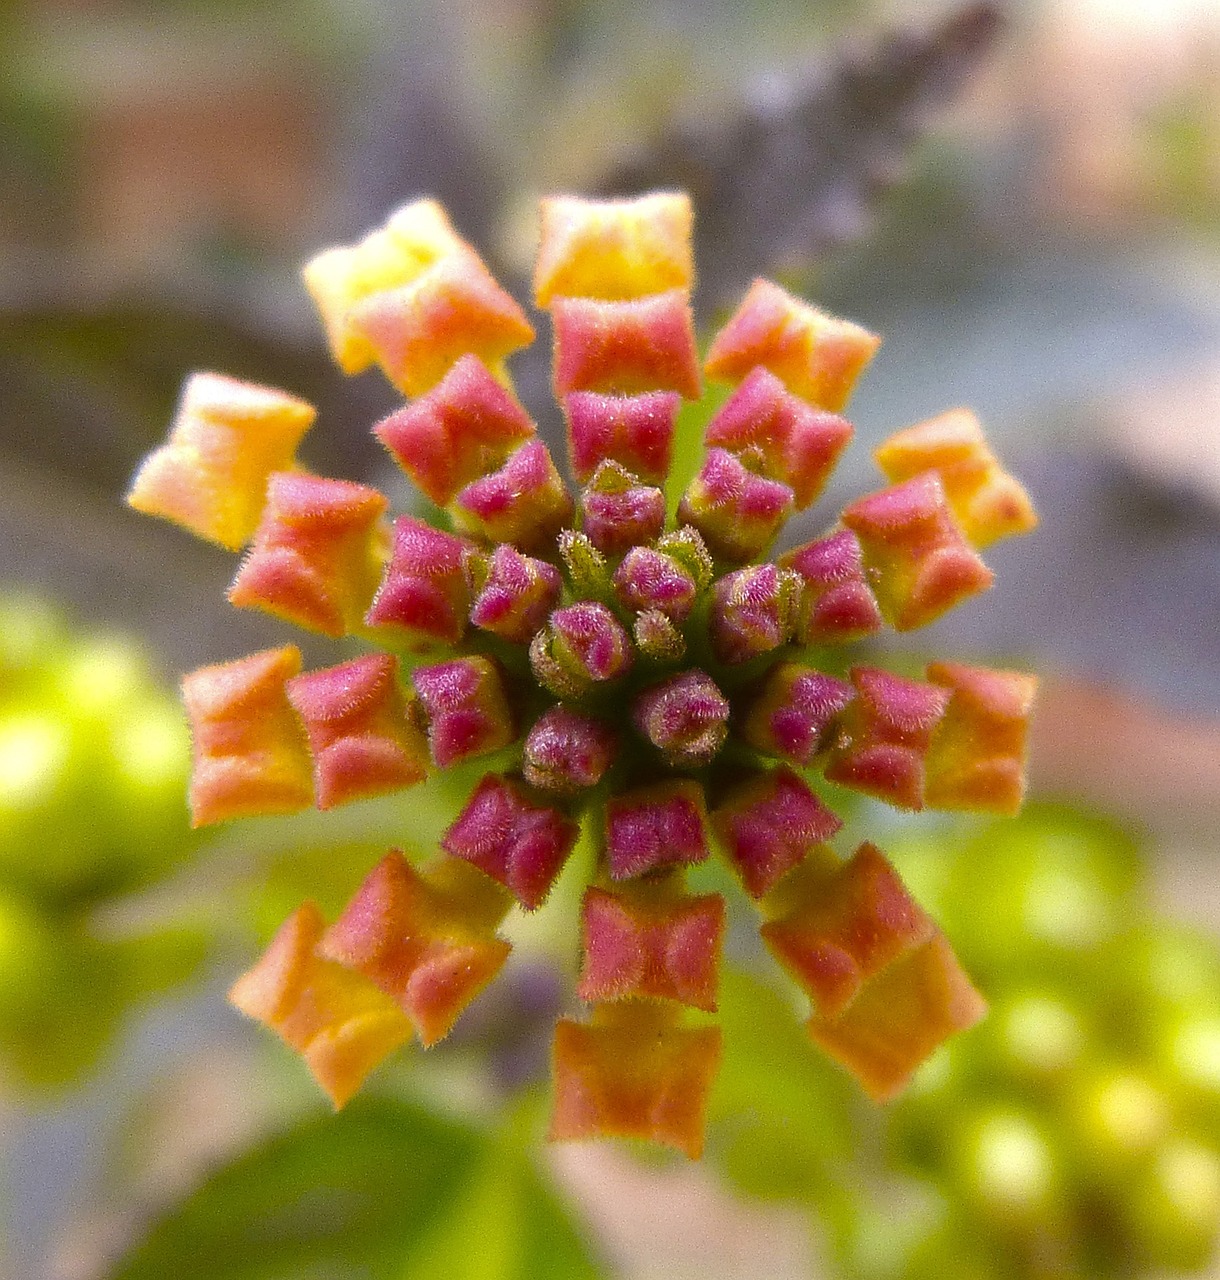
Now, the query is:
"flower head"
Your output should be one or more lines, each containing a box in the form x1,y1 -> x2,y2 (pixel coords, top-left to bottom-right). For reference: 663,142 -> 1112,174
128,192 -> 1037,1158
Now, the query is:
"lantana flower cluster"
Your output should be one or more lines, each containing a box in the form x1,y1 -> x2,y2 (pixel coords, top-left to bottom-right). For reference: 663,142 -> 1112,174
127,192 -> 1037,1157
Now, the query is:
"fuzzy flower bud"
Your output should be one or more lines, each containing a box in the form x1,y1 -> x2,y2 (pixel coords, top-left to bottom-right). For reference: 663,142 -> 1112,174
613,546 -> 699,622
411,655 -> 515,768
564,389 -> 679,484
678,449 -> 794,563
708,563 -> 801,665
780,529 -> 883,645
579,461 -> 666,555
466,544 -> 562,644
365,516 -> 472,646
522,706 -> 618,793
605,780 -> 710,880
530,602 -> 633,698
632,670 -> 729,768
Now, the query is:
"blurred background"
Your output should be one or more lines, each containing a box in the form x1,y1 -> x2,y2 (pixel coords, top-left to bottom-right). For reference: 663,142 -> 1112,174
3,0 -> 1220,1277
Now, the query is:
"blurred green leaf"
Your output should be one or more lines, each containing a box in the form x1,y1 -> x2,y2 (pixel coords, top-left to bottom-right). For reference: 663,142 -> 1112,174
109,1097 -> 603,1280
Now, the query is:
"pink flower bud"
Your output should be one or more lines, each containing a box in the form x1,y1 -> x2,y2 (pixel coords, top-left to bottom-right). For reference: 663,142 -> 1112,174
346,248 -> 534,397
442,774 -> 581,910
467,544 -> 562,644
523,706 -> 618,792
564,389 -> 680,484
823,666 -> 951,809
605,780 -> 710,880
578,881 -> 724,1011
738,662 -> 854,765
552,292 -> 701,399
612,546 -> 698,621
551,1001 -> 722,1158
530,602 -> 633,698
705,365 -> 853,509
780,529 -> 882,644
286,653 -> 427,810
365,516 -> 472,646
181,645 -> 313,826
632,670 -> 729,768
228,472 -> 387,638
708,563 -> 801,665
705,278 -> 880,412
452,439 -> 573,553
411,656 -> 515,768
374,354 -> 534,507
580,461 -> 666,555
711,766 -> 841,898
677,448 -> 794,563
318,851 -> 511,1046
841,473 -> 993,631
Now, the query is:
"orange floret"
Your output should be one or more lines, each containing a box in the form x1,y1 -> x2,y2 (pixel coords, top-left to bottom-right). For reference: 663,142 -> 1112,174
874,408 -> 1038,548
704,279 -> 880,412
319,852 -> 511,1047
229,901 -> 413,1107
925,662 -> 1038,815
534,193 -> 694,306
551,1001 -> 722,1158
181,645 -> 314,826
126,372 -> 315,551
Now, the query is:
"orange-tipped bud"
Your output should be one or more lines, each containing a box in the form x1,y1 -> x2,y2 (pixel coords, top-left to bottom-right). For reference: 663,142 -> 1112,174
229,901 -> 412,1107
841,473 -> 994,631
704,279 -> 880,412
551,1001 -> 722,1158
534,193 -> 694,306
181,645 -> 313,826
126,372 -> 315,550
318,852 -> 511,1047
875,408 -> 1038,548
925,662 -> 1037,815
228,473 -> 388,637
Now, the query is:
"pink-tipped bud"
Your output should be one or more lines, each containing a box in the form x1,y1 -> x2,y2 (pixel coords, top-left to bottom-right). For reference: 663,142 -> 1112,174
287,654 -> 427,809
467,544 -> 562,644
230,901 -> 413,1107
823,666 -> 951,809
534,193 -> 694,306
442,774 -> 581,910
551,1001 -> 722,1159
127,372 -> 315,550
704,279 -> 880,413
632,670 -> 729,768
374,354 -> 535,507
578,881 -> 724,1011
365,516 -> 472,647
530,602 -> 633,699
564,390 -> 680,484
738,662 -> 854,765
552,292 -> 702,399
318,852 -> 512,1047
874,407 -> 1038,549
346,248 -> 534,397
705,365 -> 853,509
925,662 -> 1037,815
411,656 -> 515,768
780,529 -> 883,644
711,766 -> 841,898
523,706 -> 618,793
182,645 -> 315,826
227,472 -> 387,638
580,461 -> 666,555
633,610 -> 687,663
677,449 -> 794,563
841,473 -> 993,631
708,563 -> 801,665
604,779 -> 710,880
612,546 -> 699,622
452,439 -> 573,553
